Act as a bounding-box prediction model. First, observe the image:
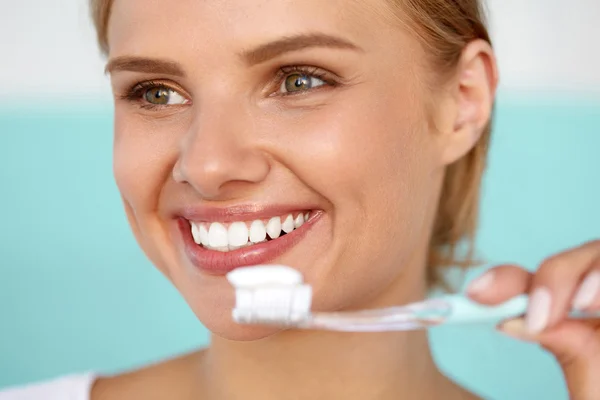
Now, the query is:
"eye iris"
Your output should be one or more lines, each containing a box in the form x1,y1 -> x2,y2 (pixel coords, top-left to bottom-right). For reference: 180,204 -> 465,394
145,87 -> 170,104
285,73 -> 311,92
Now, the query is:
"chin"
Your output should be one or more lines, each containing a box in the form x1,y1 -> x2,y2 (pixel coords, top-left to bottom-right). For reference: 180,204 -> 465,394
182,285 -> 286,341
201,316 -> 285,341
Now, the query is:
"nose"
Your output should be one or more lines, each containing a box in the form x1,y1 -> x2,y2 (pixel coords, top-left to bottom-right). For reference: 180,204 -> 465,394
173,105 -> 270,200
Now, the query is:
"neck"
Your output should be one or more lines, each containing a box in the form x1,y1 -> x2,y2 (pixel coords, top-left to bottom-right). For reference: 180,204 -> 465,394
200,261 -> 470,400
203,328 -> 460,400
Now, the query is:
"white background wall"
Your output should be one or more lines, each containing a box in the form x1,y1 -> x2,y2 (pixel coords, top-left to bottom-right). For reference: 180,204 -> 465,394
1,0 -> 599,99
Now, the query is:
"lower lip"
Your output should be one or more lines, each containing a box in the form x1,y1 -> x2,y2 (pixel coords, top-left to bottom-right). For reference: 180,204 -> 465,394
177,212 -> 323,275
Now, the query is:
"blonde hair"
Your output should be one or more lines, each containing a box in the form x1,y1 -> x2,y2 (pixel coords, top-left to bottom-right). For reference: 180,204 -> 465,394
90,0 -> 493,288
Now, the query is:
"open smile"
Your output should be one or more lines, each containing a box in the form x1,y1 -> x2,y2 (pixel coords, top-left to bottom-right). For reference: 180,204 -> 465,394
177,208 -> 323,275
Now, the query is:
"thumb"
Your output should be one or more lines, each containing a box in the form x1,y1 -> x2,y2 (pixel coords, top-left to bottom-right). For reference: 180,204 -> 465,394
500,318 -> 600,399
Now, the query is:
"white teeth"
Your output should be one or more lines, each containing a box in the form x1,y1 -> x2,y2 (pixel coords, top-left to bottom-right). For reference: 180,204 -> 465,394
191,222 -> 210,246
193,211 -> 312,251
191,222 -> 201,244
266,217 -> 282,239
282,214 -> 295,233
208,222 -> 229,248
228,222 -> 249,247
199,224 -> 209,246
294,214 -> 304,229
230,241 -> 253,251
249,220 -> 267,243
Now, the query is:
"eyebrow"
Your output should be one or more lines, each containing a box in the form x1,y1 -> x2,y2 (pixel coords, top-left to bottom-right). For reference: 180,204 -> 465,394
241,33 -> 362,65
104,56 -> 186,77
104,33 -> 361,75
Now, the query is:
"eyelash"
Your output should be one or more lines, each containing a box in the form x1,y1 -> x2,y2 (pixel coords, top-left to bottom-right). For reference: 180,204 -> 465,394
120,65 -> 339,110
120,80 -> 182,110
275,65 -> 338,96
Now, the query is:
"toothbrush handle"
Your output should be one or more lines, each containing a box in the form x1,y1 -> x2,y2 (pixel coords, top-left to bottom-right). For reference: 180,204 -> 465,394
303,296 -> 530,332
443,294 -> 529,324
299,295 -> 600,332
443,294 -> 600,325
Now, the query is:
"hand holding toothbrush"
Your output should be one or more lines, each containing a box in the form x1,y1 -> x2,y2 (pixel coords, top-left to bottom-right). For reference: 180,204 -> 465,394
227,239 -> 600,399
467,239 -> 600,400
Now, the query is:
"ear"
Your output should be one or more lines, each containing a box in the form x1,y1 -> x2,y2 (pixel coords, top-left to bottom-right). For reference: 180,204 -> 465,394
437,39 -> 498,165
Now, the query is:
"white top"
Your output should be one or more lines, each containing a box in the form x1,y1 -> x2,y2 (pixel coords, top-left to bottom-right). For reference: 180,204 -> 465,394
0,373 -> 96,400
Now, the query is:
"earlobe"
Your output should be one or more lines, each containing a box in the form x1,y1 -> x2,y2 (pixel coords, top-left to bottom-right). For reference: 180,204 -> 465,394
440,39 -> 498,165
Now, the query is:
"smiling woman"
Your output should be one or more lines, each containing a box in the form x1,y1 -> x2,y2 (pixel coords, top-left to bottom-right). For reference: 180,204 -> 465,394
88,0 -> 496,398
3,0 -> 600,399
99,0 -> 494,287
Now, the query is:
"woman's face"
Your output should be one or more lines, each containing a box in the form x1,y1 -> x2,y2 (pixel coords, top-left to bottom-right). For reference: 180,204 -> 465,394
107,0 -> 454,339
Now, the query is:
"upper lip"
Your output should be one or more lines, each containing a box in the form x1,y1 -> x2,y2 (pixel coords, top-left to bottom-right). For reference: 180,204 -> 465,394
176,203 -> 319,223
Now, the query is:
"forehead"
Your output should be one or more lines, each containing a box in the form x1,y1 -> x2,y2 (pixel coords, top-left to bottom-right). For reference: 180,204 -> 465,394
107,0 -> 402,58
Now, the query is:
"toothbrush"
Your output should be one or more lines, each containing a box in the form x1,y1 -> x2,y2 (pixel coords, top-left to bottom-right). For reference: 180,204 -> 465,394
226,265 -> 598,332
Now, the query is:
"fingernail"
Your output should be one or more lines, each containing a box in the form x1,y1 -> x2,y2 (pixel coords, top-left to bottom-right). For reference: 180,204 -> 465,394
572,271 -> 600,310
498,318 -> 537,341
467,270 -> 495,295
526,287 -> 552,334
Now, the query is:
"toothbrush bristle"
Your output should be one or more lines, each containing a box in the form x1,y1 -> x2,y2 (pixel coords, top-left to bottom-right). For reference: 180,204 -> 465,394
233,285 -> 312,325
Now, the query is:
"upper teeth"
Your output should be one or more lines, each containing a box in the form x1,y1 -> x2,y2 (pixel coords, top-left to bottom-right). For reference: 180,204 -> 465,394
190,212 -> 311,252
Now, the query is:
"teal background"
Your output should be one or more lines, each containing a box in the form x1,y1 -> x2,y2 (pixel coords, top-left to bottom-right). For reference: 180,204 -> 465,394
0,97 -> 598,399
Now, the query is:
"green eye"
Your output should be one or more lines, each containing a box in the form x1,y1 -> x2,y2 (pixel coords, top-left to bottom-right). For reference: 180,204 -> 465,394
282,73 -> 326,94
143,86 -> 187,105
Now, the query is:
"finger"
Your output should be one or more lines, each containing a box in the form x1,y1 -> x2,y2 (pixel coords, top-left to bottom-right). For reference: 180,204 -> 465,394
499,317 -> 600,399
466,264 -> 531,305
571,256 -> 600,312
527,240 -> 600,334
541,321 -> 600,399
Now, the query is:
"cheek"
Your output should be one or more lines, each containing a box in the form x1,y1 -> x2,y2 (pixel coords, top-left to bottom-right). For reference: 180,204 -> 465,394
268,87 -> 439,306
112,112 -> 180,213
276,87 -> 437,226
112,111 -> 185,278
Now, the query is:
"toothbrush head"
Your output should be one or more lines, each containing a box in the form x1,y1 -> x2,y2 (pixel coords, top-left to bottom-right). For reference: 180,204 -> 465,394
226,265 -> 313,326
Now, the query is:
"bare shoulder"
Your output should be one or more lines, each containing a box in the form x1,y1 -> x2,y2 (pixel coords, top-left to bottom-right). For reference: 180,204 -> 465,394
91,350 -> 207,400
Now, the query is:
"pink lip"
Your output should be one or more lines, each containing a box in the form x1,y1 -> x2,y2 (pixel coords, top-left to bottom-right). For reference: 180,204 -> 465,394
177,204 -> 319,223
176,211 -> 323,275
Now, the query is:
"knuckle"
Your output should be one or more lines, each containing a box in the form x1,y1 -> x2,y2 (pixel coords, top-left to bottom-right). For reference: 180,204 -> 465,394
539,254 -> 566,272
583,239 -> 600,249
537,255 -> 572,281
489,264 -> 522,275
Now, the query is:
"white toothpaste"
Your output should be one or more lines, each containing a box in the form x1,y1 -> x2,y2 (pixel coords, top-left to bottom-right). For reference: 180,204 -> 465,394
226,265 -> 303,287
227,265 -> 312,324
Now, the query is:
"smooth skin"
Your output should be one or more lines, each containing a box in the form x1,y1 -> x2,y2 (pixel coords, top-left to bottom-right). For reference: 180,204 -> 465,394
93,0 -> 599,398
